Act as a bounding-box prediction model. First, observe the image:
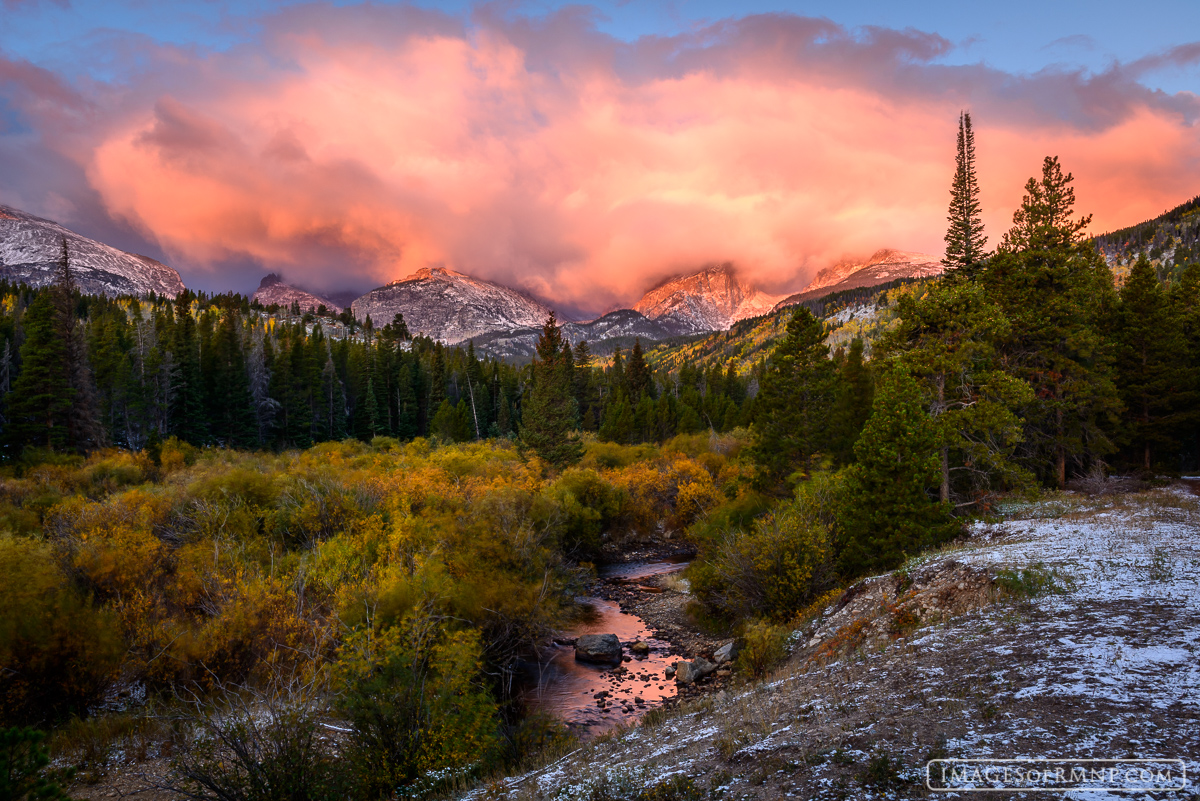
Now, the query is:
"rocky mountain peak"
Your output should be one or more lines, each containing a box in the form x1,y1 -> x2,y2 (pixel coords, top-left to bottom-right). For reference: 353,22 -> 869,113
632,262 -> 783,334
251,274 -> 344,314
0,204 -> 185,298
353,267 -> 553,344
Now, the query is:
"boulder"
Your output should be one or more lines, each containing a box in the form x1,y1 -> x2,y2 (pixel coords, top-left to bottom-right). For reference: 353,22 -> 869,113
713,640 -> 741,665
674,657 -> 716,685
574,633 -> 623,663
674,661 -> 700,685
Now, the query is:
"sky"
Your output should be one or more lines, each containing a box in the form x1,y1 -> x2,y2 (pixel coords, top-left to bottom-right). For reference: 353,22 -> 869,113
2,0 -> 1199,316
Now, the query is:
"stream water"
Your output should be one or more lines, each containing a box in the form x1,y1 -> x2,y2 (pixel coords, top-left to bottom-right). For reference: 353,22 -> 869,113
520,558 -> 690,735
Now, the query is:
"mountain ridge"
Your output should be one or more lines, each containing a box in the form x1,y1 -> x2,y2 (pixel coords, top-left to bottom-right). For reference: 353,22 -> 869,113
0,204 -> 185,298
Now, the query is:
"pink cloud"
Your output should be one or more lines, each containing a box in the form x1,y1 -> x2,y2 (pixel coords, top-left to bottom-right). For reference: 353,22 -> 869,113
5,6 -> 1200,313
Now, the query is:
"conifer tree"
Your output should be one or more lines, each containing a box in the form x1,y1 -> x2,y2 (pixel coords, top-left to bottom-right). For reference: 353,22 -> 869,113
170,290 -> 206,444
999,156 -> 1092,253
520,313 -> 583,467
828,338 -> 873,466
626,339 -> 653,400
4,292 -> 72,453
883,280 -> 1033,503
943,111 -> 988,275
983,156 -> 1118,487
51,239 -> 104,450
1114,254 -> 1191,469
838,369 -> 960,577
748,307 -> 836,490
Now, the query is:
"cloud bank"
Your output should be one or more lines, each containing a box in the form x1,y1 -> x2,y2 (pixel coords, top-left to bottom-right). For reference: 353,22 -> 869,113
2,4 -> 1199,314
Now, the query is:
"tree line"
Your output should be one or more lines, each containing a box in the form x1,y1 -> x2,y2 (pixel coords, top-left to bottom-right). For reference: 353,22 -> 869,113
0,257 -> 763,460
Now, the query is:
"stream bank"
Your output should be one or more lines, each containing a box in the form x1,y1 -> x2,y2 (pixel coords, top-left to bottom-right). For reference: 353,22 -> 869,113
521,544 -> 736,736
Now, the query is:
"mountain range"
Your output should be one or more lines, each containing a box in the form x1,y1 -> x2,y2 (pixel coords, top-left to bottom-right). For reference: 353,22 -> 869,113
252,274 -> 344,314
0,205 -> 184,298
0,203 -> 948,349
772,249 -> 942,310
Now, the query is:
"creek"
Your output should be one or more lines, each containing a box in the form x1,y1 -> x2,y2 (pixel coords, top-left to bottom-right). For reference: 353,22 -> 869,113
520,557 -> 690,735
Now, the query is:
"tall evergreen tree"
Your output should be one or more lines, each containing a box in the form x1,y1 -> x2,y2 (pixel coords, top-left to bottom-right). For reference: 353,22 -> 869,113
999,156 -> 1092,253
170,291 -> 206,444
943,111 -> 988,276
828,338 -> 873,465
4,292 -> 72,453
1113,254 -> 1191,469
520,313 -> 583,467
748,307 -> 836,490
626,339 -> 653,400
883,281 -> 1033,504
983,156 -> 1118,487
838,369 -> 960,577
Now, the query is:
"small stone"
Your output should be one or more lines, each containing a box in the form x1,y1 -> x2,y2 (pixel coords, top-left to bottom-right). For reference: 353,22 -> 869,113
630,640 -> 651,656
664,666 -> 676,679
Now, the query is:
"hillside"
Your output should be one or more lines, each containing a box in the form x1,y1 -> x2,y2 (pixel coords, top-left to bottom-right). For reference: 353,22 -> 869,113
465,485 -> 1200,799
773,249 -> 942,311
645,278 -> 932,377
1093,195 -> 1200,282
0,205 -> 184,298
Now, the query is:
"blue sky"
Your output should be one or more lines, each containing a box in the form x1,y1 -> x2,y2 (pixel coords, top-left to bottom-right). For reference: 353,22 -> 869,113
4,0 -> 1200,92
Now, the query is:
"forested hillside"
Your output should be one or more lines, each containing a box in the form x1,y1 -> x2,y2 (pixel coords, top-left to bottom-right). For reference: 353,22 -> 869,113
1093,194 -> 1200,281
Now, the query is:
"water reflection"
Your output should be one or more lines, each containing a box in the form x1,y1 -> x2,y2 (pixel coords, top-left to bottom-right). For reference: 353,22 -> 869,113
522,560 -> 689,735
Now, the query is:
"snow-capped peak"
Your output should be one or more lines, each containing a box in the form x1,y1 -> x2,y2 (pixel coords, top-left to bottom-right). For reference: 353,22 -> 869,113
0,204 -> 185,298
632,263 -> 783,334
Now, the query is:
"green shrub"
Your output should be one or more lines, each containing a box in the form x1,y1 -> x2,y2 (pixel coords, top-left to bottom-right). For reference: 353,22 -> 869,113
738,620 -> 791,679
544,468 -> 626,557
334,619 -> 500,797
0,535 -> 122,725
995,563 -> 1071,597
0,727 -> 73,801
693,476 -> 838,621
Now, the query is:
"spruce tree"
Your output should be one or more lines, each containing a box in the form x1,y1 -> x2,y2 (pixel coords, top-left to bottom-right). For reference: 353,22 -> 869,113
4,292 -> 72,453
828,338 -> 873,466
748,306 -> 836,490
626,339 -> 653,400
838,369 -> 960,577
170,291 -> 206,444
943,111 -> 988,276
1114,254 -> 1191,469
983,156 -> 1119,487
520,313 -> 583,467
51,239 -> 104,451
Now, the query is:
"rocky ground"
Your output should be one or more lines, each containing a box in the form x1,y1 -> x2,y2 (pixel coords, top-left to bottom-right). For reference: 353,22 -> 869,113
465,484 -> 1200,800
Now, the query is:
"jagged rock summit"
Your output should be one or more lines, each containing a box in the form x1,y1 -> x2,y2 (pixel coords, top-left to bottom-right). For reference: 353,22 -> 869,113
632,263 -> 783,335
351,266 -> 554,345
0,204 -> 184,298
252,274 -> 344,314
774,248 -> 943,310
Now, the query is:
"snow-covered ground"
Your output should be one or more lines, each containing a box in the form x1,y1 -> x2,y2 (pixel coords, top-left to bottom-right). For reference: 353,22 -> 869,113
466,486 -> 1200,800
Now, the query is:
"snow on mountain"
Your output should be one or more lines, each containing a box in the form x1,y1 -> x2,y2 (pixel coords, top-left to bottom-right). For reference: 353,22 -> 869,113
632,263 -> 784,335
471,308 -> 691,361
350,267 -> 555,344
0,205 -> 184,298
774,248 -> 943,311
252,274 -> 344,314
